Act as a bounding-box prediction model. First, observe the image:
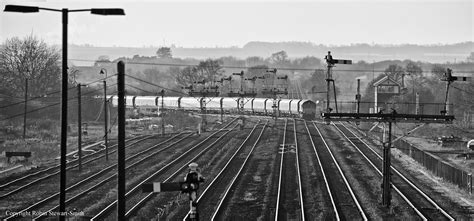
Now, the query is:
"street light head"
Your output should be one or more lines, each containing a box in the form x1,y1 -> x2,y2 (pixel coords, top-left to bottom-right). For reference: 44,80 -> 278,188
4,5 -> 39,13
91,8 -> 125,15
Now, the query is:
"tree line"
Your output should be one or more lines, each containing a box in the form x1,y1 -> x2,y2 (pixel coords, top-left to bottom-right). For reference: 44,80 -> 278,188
1,37 -> 472,122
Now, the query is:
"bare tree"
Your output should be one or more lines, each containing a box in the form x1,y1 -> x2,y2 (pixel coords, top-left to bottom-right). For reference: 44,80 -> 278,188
269,50 -> 289,66
94,55 -> 111,66
156,47 -> 172,59
0,35 -> 61,97
384,64 -> 405,84
175,59 -> 224,88
176,66 -> 199,87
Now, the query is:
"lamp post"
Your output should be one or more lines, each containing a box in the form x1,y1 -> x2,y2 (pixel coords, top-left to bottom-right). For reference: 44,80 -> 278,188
100,68 -> 109,161
4,5 -> 125,221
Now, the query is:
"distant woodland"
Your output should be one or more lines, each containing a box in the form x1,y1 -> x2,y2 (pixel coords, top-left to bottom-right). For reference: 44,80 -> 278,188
1,37 -> 473,123
69,43 -> 473,121
69,41 -> 474,65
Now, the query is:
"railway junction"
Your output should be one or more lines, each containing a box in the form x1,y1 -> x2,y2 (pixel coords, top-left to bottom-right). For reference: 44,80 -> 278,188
0,58 -> 473,221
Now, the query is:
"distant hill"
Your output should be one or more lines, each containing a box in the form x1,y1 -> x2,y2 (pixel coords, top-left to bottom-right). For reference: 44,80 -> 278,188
69,41 -> 474,66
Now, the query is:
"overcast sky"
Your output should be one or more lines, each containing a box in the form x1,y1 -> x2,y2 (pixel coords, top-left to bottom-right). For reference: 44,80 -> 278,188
1,0 -> 472,48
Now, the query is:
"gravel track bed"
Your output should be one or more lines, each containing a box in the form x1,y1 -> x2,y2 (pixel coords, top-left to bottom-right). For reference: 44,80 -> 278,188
277,119 -> 302,220
129,129 -> 242,220
307,122 -> 363,220
95,122 -> 238,220
160,125 -> 259,220
0,135 -> 162,218
0,135 -> 146,189
334,123 -> 457,220
295,120 -> 335,219
86,133 -> 210,220
214,119 -> 281,220
316,122 -> 414,220
35,134 -> 194,220
190,122 -> 265,220
342,122 -> 473,219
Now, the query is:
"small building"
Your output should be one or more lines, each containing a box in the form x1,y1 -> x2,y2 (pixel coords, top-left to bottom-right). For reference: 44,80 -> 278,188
373,76 -> 401,113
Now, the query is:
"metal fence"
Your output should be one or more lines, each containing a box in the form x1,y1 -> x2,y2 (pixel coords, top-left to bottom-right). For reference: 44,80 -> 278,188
395,139 -> 472,194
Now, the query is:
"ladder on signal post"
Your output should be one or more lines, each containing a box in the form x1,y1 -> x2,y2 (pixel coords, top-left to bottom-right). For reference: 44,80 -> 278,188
325,51 -> 352,114
440,68 -> 471,115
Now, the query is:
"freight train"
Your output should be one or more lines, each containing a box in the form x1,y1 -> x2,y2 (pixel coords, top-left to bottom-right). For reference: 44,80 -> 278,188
109,96 -> 317,120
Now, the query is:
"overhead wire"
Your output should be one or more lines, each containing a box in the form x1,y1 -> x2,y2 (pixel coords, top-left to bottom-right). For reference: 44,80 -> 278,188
125,83 -> 156,95
124,74 -> 188,96
0,82 -> 117,122
0,74 -> 117,109
69,59 -> 474,74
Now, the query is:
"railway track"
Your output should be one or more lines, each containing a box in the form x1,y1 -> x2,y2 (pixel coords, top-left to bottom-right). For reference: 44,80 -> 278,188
0,135 -> 156,212
90,118 -> 239,220
333,122 -> 455,221
274,118 -> 304,220
3,133 -> 190,220
32,133 -> 193,220
0,135 -> 147,198
181,120 -> 266,220
307,121 -> 367,220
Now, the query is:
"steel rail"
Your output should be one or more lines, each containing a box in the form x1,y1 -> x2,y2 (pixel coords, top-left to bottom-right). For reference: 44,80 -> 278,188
0,136 -> 144,190
304,121 -> 339,220
193,120 -> 265,220
0,135 -> 152,199
91,118 -> 237,220
274,118 -> 287,220
28,133 -> 190,221
338,122 -> 454,220
311,121 -> 368,220
124,122 -> 238,218
331,122 -> 427,220
293,119 -> 306,221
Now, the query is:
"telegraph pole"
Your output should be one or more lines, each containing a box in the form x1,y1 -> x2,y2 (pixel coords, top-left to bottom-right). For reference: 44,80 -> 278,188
23,78 -> 28,139
117,61 -> 126,220
382,121 -> 392,207
325,52 -> 333,113
273,90 -> 278,123
77,84 -> 82,172
201,98 -> 207,132
415,92 -> 420,115
356,79 -> 361,114
160,89 -> 165,136
99,68 -> 109,160
103,76 -> 109,161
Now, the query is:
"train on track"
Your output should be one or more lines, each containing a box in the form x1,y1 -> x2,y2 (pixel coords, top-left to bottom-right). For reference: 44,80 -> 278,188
109,96 -> 317,120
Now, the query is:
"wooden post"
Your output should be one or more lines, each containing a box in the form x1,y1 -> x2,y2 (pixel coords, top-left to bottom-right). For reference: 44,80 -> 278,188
77,84 -> 82,172
117,61 -> 126,220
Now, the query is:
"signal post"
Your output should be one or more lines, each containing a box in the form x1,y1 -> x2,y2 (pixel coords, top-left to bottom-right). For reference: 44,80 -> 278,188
142,163 -> 204,221
440,68 -> 471,115
324,51 -> 352,113
323,112 -> 454,207
322,52 -> 457,208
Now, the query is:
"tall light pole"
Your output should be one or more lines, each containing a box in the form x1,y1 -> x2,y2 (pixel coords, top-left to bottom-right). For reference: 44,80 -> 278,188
3,5 -> 125,221
100,68 -> 109,161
